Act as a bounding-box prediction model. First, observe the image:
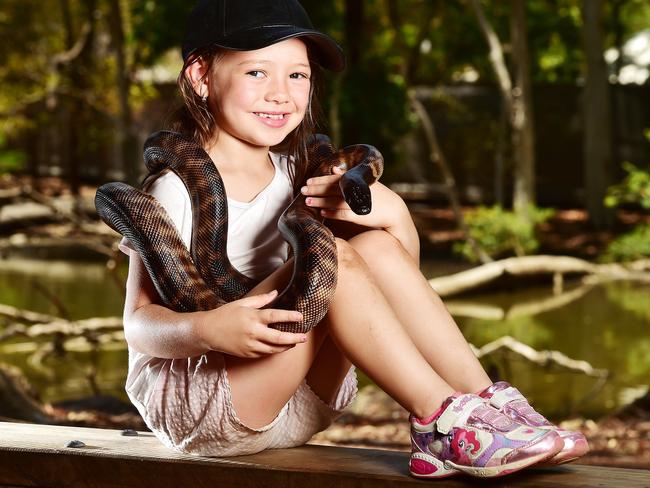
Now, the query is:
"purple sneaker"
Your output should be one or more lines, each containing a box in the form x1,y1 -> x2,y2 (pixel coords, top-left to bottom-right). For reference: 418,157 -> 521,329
479,382 -> 589,465
409,393 -> 563,478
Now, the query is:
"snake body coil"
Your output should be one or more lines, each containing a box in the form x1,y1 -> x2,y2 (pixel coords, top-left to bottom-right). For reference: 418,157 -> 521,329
95,130 -> 383,333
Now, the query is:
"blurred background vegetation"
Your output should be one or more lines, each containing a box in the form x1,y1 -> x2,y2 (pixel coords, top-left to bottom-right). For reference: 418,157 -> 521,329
2,0 -> 650,255
1,0 -> 649,467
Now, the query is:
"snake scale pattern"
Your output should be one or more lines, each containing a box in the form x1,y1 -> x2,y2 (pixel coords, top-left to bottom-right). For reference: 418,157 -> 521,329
95,130 -> 383,333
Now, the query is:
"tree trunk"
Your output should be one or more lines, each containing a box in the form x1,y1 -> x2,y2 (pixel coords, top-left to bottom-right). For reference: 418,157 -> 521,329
344,0 -> 363,69
610,0 -> 628,188
60,0 -> 96,212
59,0 -> 79,197
510,0 -> 536,215
343,0 -> 364,143
469,0 -> 537,217
581,0 -> 614,229
109,0 -> 138,186
468,0 -> 513,113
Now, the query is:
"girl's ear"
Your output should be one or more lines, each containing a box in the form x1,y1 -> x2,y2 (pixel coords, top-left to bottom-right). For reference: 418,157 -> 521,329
184,56 -> 210,99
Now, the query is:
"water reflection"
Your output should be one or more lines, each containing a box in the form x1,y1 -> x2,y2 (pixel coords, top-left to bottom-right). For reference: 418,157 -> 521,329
0,258 -> 128,402
454,281 -> 650,419
0,256 -> 648,420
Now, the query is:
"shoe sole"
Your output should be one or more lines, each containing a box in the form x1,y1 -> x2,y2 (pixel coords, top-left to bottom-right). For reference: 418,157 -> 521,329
444,435 -> 564,478
540,439 -> 590,466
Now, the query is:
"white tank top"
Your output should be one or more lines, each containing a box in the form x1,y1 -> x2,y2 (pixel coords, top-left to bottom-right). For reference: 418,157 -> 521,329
118,151 -> 293,280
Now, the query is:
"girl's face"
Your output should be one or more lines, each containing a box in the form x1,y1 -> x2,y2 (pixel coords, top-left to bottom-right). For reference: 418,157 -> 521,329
208,38 -> 312,148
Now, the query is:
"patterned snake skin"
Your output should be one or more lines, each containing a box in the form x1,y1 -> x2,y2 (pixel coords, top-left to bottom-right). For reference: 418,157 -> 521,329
95,130 -> 383,333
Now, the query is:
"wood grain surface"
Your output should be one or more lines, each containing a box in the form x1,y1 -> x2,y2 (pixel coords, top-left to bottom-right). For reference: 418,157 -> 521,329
0,422 -> 648,487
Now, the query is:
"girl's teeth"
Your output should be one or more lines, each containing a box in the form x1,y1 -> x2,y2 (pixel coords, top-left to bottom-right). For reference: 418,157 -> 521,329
256,113 -> 284,120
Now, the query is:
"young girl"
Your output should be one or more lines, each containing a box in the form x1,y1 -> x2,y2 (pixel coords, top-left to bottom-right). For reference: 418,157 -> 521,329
117,0 -> 587,479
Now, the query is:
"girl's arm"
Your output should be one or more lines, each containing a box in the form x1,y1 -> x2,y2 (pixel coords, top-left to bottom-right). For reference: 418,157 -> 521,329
122,249 -> 306,359
122,249 -> 213,358
302,168 -> 420,265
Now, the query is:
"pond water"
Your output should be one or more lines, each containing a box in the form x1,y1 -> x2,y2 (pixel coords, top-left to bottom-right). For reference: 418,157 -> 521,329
0,253 -> 648,421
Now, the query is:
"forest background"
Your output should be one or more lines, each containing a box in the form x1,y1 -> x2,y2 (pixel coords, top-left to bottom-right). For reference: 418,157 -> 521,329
0,0 -> 649,469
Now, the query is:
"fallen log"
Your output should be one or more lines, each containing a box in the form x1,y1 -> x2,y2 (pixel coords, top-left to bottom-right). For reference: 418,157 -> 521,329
11,317 -> 123,338
0,363 -> 57,423
0,303 -> 60,324
0,364 -> 144,429
429,255 -> 650,297
0,234 -> 114,257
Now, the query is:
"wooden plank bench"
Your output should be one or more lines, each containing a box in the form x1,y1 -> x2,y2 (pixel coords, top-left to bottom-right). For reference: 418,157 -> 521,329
0,422 -> 648,487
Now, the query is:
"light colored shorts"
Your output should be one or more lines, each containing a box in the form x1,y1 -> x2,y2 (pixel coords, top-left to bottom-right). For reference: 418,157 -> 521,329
125,349 -> 357,457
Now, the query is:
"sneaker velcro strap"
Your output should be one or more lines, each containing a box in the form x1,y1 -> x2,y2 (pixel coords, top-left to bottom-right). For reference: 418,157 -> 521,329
436,395 -> 485,435
489,386 -> 526,409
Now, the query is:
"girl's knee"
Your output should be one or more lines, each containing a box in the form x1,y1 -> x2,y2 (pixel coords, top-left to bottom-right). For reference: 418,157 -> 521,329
334,237 -> 365,270
349,229 -> 410,261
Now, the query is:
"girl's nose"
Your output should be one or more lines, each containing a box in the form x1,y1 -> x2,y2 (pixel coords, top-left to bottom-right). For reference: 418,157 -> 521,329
265,79 -> 290,104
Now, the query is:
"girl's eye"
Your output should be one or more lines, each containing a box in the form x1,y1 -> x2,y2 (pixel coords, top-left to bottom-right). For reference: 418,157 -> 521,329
247,70 -> 265,78
290,72 -> 310,80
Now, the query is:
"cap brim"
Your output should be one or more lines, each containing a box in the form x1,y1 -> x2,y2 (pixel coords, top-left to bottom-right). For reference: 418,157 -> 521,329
185,25 -> 345,72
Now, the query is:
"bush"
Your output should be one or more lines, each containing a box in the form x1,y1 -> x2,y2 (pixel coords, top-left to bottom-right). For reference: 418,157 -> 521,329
605,162 -> 650,210
602,224 -> 650,262
603,156 -> 650,262
453,205 -> 555,263
0,134 -> 26,174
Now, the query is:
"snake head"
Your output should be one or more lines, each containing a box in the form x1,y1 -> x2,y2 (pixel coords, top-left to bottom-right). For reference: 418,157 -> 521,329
339,166 -> 372,215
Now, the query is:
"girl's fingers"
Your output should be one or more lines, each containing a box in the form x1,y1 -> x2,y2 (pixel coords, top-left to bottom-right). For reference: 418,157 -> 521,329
258,326 -> 307,345
306,174 -> 340,185
301,183 -> 340,197
259,308 -> 303,325
238,289 -> 278,308
305,196 -> 349,209
255,343 -> 296,355
319,208 -> 353,220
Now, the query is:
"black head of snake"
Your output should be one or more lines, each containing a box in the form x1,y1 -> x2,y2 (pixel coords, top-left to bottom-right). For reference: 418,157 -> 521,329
95,131 -> 383,334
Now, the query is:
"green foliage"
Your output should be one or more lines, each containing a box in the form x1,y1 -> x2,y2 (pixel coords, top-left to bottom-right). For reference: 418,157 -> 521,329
0,134 -> 26,174
454,205 -> 555,262
130,1 -> 193,66
2,0 -> 649,182
603,128 -> 650,262
602,224 -> 650,262
605,162 -> 650,210
0,151 -> 26,174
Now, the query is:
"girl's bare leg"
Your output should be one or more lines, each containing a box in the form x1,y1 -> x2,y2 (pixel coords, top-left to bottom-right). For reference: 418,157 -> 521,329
226,238 -> 455,429
347,229 -> 492,393
304,317 -> 353,406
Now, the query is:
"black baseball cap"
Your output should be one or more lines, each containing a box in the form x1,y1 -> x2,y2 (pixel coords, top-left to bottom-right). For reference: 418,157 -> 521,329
182,0 -> 345,71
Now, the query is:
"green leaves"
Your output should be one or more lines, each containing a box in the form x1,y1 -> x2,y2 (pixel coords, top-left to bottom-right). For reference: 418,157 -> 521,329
605,162 -> 650,210
0,134 -> 26,174
454,205 -> 555,262
602,224 -> 650,262
602,129 -> 650,262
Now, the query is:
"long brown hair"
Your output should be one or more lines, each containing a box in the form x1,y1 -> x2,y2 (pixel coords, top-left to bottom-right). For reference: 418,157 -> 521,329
165,43 -> 323,194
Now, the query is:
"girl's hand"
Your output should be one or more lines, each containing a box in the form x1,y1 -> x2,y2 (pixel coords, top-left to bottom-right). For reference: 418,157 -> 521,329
301,166 -> 403,230
198,290 -> 307,358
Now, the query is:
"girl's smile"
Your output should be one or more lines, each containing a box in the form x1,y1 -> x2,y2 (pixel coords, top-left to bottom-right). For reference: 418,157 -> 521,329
253,111 -> 291,128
